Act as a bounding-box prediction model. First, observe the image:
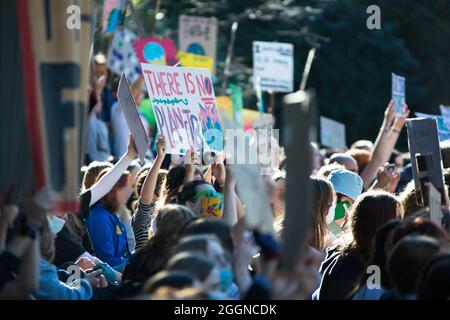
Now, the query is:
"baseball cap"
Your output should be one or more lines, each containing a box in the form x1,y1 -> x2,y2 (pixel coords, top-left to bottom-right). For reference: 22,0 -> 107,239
327,169 -> 363,201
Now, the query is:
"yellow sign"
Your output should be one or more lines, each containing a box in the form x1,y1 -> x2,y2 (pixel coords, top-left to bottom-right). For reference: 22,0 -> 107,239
176,51 -> 214,74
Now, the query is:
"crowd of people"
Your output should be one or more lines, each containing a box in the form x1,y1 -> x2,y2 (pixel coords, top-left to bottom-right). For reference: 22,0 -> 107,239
1,56 -> 450,301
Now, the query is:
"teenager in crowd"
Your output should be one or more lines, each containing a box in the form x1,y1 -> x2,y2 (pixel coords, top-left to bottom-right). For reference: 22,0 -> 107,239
315,190 -> 402,300
121,205 -> 195,288
383,235 -> 443,300
326,169 -> 363,238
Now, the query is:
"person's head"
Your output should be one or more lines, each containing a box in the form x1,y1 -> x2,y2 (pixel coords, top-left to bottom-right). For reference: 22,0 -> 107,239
180,218 -> 234,257
350,140 -> 374,152
345,149 -> 371,173
154,204 -> 196,237
315,163 -> 345,179
327,169 -> 363,206
398,181 -> 424,218
81,161 -> 113,192
131,77 -> 145,107
166,252 -> 220,292
387,235 -> 443,296
141,270 -> 199,295
392,217 -> 449,247
347,190 -> 402,262
178,180 -> 224,218
328,153 -> 359,173
96,168 -> 131,214
309,177 -> 336,251
173,234 -> 224,260
122,205 -> 195,284
417,253 -> 450,300
166,165 -> 186,203
135,167 -> 168,203
94,53 -> 108,79
440,141 -> 450,169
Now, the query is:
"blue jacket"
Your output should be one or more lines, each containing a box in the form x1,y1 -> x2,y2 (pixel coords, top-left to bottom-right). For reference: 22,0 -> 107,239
34,258 -> 92,300
85,204 -> 130,267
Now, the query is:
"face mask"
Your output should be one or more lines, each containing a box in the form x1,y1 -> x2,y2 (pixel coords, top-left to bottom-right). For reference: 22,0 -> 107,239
326,202 -> 336,225
334,201 -> 351,220
219,266 -> 234,293
49,216 -> 66,235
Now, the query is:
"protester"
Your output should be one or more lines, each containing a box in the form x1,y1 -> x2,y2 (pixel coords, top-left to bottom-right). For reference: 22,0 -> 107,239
382,235 -> 443,300
315,190 -> 402,299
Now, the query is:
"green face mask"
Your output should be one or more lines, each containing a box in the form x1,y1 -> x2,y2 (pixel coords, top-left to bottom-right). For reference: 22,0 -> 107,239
335,201 -> 351,220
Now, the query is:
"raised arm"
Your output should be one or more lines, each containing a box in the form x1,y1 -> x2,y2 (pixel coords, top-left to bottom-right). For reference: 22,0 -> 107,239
360,102 -> 409,189
88,135 -> 138,206
140,135 -> 166,205
183,148 -> 196,184
223,166 -> 238,226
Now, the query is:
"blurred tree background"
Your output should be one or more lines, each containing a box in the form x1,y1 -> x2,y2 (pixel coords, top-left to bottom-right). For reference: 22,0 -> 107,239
93,0 -> 450,151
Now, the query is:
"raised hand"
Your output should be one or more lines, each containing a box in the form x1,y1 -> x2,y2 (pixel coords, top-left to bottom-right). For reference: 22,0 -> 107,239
156,135 -> 166,158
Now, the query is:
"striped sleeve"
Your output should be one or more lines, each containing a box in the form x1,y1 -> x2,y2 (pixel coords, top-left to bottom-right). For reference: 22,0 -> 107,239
131,201 -> 155,251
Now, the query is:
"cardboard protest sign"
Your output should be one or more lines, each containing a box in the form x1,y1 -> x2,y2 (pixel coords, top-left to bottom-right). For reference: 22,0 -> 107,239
427,182 -> 442,226
107,28 -> 141,83
439,105 -> 450,129
117,74 -> 150,162
253,41 -> 294,93
178,15 -> 218,59
406,118 -> 446,206
392,73 -> 406,116
281,90 -> 315,270
415,112 -> 450,142
11,0 -> 93,212
141,63 -> 224,155
320,116 -> 347,149
133,37 -> 177,66
102,0 -> 126,33
221,113 -> 274,235
176,51 -> 214,74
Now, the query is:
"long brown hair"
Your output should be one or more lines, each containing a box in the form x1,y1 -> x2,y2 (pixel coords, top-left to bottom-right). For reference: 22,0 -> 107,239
122,205 -> 195,284
309,177 -> 335,251
95,168 -> 130,214
344,190 -> 401,264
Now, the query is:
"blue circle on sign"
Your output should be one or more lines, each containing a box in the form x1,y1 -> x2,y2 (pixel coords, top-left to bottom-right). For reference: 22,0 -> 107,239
187,43 -> 205,55
143,42 -> 166,64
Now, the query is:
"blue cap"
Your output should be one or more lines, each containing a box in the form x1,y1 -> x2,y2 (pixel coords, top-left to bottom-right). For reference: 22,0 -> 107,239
327,169 -> 363,201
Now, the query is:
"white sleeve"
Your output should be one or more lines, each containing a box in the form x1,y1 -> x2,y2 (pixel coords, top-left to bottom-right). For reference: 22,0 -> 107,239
88,152 -> 133,206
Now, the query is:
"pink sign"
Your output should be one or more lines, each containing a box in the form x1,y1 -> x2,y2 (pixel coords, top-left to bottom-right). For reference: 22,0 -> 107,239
133,37 -> 178,66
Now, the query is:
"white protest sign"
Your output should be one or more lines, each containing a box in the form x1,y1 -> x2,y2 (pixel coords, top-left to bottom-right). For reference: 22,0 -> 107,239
427,182 -> 442,226
253,41 -> 294,93
320,116 -> 346,149
392,73 -> 405,116
107,28 -> 141,83
179,15 -> 218,61
117,74 -> 150,162
140,63 -> 224,155
221,113 -> 274,234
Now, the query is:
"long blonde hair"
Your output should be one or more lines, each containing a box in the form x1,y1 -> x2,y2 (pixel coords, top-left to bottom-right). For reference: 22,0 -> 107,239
310,177 -> 336,251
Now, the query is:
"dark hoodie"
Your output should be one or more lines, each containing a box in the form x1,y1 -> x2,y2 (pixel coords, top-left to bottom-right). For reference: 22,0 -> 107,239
315,246 -> 366,300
